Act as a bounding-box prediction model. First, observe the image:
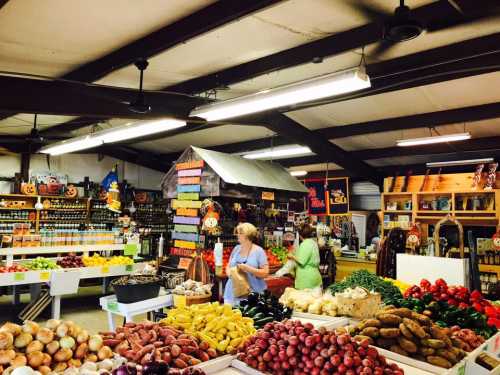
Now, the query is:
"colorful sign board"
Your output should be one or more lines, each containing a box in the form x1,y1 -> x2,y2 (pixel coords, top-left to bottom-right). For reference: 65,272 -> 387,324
304,180 -> 328,215
176,160 -> 204,170
178,192 -> 199,201
178,169 -> 202,177
174,224 -> 199,233
172,232 -> 199,242
174,240 -> 196,249
172,199 -> 202,209
326,178 -> 349,215
176,208 -> 198,217
177,184 -> 201,193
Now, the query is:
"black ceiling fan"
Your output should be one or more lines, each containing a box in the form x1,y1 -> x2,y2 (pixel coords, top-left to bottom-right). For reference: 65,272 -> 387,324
129,58 -> 151,114
350,0 -> 500,57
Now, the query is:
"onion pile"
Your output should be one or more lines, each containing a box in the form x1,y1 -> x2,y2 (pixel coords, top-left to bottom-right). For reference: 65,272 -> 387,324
238,320 -> 405,375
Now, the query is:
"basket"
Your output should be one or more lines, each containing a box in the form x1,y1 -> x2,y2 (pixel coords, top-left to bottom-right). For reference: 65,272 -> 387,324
186,293 -> 212,306
335,287 -> 381,319
112,276 -> 161,304
159,266 -> 186,290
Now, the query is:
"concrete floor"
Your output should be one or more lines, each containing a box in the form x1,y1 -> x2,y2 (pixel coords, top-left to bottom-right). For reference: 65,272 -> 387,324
0,285 -> 149,334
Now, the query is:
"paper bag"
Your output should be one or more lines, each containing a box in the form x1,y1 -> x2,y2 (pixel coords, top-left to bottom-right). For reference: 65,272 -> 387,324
230,266 -> 250,297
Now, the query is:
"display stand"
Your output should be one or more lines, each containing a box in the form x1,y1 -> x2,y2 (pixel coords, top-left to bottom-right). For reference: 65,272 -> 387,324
99,291 -> 173,330
49,269 -> 81,319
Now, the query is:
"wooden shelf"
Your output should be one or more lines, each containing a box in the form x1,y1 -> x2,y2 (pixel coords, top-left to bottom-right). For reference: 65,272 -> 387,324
382,192 -> 412,195
454,210 -> 496,214
383,210 -> 412,213
39,219 -> 87,222
0,207 -> 35,210
416,210 -> 452,214
0,219 -> 35,222
42,208 -> 87,211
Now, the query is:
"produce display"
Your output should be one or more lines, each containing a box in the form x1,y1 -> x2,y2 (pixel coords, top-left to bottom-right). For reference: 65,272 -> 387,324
265,250 -> 283,269
279,288 -> 338,316
57,256 -> 84,269
82,255 -> 133,267
97,322 -> 215,370
111,275 -> 158,286
351,306 -> 469,369
237,320 -> 405,374
239,292 -> 292,328
0,265 -> 28,273
449,326 -> 485,351
335,287 -> 381,320
0,319 -> 112,374
172,280 -> 211,297
161,302 -> 256,354
384,278 -> 410,294
329,270 -> 402,303
269,246 -> 288,264
23,257 -> 60,270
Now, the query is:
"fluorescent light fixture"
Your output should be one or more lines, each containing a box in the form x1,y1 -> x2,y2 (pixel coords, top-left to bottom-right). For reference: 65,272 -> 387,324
40,136 -> 103,156
426,158 -> 494,167
396,132 -> 471,147
40,118 -> 186,155
191,67 -> 371,121
94,119 -> 186,143
290,170 -> 308,177
242,145 -> 313,160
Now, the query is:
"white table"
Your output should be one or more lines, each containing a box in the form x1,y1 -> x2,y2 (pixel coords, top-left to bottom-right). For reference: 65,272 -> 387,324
99,291 -> 173,330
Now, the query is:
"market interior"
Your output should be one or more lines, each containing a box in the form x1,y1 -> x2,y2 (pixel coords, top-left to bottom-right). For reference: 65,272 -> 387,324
0,1 -> 500,374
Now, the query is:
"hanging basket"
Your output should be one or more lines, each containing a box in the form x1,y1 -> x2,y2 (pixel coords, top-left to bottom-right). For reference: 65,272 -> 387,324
434,215 -> 464,257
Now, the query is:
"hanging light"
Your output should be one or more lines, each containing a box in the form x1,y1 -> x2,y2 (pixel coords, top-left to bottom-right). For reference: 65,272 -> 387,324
190,67 -> 371,121
396,132 -> 471,147
40,136 -> 103,156
290,170 -> 308,177
242,145 -> 313,160
426,158 -> 494,167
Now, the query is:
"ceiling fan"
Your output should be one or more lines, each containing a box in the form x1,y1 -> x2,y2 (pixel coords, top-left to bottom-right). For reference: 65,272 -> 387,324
128,58 -> 151,114
350,0 -> 500,57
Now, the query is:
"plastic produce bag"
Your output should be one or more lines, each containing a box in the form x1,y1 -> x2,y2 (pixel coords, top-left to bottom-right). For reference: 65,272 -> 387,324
230,266 -> 250,297
275,259 -> 296,277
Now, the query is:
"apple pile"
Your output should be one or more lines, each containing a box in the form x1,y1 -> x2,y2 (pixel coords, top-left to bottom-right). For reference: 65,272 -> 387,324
0,265 -> 28,273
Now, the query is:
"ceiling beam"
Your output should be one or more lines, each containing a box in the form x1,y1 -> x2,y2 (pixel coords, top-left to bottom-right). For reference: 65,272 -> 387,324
97,146 -> 170,172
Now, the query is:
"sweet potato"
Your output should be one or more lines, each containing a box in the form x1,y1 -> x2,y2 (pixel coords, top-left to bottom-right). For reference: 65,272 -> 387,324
359,319 -> 382,330
133,344 -> 154,362
197,350 -> 209,362
398,337 -> 417,353
153,341 -> 164,348
181,346 -> 197,355
403,318 -> 426,339
102,339 -> 121,347
377,314 -> 403,326
380,328 -> 400,338
399,323 -> 415,340
171,344 -> 181,358
173,358 -> 188,369
207,348 -> 217,358
360,327 -> 379,338
427,356 -> 452,369
162,352 -> 172,364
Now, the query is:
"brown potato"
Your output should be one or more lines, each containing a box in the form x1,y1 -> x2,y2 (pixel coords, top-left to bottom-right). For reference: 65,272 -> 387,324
427,356 -> 452,369
436,349 -> 458,364
411,312 -> 432,326
419,347 -> 435,356
399,323 -> 415,340
403,318 -> 426,339
421,339 -> 447,349
377,313 -> 403,326
451,337 -> 468,351
354,335 -> 374,345
430,326 -> 452,348
380,328 -> 400,338
384,308 -> 413,318
398,337 -> 418,353
389,345 -> 409,357
359,319 -> 382,330
360,327 -> 380,338
376,338 -> 396,349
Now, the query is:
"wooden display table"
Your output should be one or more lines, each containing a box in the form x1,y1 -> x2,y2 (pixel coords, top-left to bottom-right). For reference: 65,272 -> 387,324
335,256 -> 376,282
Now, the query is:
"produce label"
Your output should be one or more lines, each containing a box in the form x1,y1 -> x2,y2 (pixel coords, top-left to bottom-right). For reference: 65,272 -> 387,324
107,301 -> 118,312
174,215 -> 200,224
125,265 -> 133,272
175,208 -> 199,217
457,364 -> 465,375
178,192 -> 199,201
172,232 -> 198,242
178,176 -> 201,185
124,243 -> 138,256
172,199 -> 202,209
326,177 -> 349,215
40,271 -> 50,281
173,294 -> 187,307
101,266 -> 109,274
177,257 -> 192,269
176,160 -> 204,170
177,169 -> 202,177
174,240 -> 196,250
174,224 -> 198,233
177,184 -> 201,193
14,272 -> 25,281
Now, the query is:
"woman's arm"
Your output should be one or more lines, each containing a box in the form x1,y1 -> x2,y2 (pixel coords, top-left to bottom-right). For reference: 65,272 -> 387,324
293,241 -> 312,267
238,263 -> 269,278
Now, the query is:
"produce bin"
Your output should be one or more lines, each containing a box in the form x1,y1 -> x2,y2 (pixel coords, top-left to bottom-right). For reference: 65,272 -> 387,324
159,265 -> 186,289
112,277 -> 161,303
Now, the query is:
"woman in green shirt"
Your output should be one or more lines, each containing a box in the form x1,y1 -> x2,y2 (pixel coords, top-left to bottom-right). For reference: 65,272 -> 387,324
288,224 -> 322,290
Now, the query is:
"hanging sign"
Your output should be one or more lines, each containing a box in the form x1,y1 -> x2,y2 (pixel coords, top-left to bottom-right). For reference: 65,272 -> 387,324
173,215 -> 200,225
305,180 -> 328,216
172,199 -> 202,209
178,169 -> 202,177
178,176 -> 201,185
172,232 -> 199,242
178,192 -> 199,201
174,224 -> 199,233
176,160 -> 204,170
174,240 -> 196,249
261,191 -> 275,201
326,178 -> 349,215
177,184 -> 201,193
176,208 -> 198,217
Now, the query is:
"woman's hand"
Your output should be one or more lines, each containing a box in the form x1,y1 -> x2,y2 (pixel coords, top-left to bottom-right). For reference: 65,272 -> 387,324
287,253 -> 297,261
237,263 -> 251,273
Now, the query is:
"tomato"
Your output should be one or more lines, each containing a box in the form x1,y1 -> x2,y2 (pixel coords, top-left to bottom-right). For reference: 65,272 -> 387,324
458,302 -> 469,309
430,285 -> 439,293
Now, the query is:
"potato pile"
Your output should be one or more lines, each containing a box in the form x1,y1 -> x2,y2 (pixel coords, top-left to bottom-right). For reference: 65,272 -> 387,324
352,307 -> 468,369
0,320 -> 111,374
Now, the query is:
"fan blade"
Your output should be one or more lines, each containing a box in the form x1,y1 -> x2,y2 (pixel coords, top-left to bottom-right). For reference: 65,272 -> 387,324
370,39 -> 397,59
426,5 -> 500,32
345,0 -> 391,21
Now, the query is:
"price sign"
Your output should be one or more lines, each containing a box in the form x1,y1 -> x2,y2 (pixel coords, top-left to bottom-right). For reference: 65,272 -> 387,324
40,271 -> 50,281
101,266 -> 109,274
14,273 -> 25,281
125,265 -> 133,272
173,295 -> 187,308
107,301 -> 118,312
124,244 -> 138,256
457,364 -> 465,375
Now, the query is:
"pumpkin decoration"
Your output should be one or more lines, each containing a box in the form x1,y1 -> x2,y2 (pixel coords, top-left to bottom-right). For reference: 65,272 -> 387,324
406,223 -> 421,252
65,184 -> 78,198
186,248 -> 211,284
21,182 -> 37,196
135,191 -> 148,204
42,199 -> 51,209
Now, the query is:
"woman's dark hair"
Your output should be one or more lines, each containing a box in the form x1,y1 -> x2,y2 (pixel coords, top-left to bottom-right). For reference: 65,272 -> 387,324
299,224 -> 316,239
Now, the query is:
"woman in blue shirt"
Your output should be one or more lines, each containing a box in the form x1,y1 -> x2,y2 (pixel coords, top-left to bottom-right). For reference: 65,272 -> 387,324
223,222 -> 269,305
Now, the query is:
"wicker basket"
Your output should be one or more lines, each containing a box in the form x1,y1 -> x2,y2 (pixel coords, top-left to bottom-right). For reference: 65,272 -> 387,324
335,287 -> 381,319
184,293 -> 212,306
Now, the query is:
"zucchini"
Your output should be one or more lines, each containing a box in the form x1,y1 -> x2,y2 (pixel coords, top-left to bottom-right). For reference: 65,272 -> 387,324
246,307 -> 259,316
254,316 -> 274,326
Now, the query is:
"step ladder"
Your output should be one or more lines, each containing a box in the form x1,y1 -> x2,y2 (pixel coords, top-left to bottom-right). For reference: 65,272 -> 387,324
18,290 -> 53,321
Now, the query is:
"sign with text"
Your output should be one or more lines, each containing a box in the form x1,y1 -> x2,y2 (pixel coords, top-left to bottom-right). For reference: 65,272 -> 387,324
261,191 -> 275,201
327,178 -> 349,215
305,180 -> 328,215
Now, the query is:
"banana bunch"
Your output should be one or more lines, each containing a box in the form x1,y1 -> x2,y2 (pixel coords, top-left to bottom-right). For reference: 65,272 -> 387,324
161,302 -> 256,353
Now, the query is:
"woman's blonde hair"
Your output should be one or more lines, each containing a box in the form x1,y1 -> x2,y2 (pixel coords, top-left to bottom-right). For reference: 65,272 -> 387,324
235,222 -> 258,242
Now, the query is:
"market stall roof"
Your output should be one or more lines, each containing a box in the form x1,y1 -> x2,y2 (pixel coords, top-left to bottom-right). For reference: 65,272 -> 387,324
191,146 -> 308,193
